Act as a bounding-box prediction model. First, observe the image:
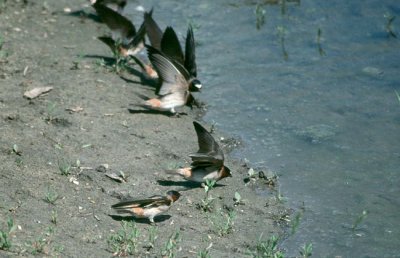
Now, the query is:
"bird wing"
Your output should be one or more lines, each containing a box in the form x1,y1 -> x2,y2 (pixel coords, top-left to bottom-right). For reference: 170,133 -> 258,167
144,9 -> 163,50
189,121 -> 224,166
161,27 -> 185,65
147,46 -> 190,96
129,19 -> 146,48
97,36 -> 117,54
112,195 -> 170,209
93,2 -> 136,44
184,25 -> 197,78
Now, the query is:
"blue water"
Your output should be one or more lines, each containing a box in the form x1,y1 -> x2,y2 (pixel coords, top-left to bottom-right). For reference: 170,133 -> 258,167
128,1 -> 400,256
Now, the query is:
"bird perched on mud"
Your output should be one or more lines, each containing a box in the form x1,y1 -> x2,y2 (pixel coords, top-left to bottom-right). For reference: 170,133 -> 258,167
92,2 -> 146,57
132,46 -> 201,115
143,12 -> 201,90
165,121 -> 231,184
89,0 -> 127,14
111,190 -> 181,223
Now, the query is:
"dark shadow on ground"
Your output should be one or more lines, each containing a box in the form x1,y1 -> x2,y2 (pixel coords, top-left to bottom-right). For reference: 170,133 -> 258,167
66,9 -> 101,23
109,214 -> 171,224
157,179 -> 227,189
157,179 -> 202,189
127,108 -> 186,117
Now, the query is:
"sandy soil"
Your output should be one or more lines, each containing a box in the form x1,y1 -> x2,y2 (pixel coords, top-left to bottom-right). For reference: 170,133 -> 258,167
0,1 -> 289,257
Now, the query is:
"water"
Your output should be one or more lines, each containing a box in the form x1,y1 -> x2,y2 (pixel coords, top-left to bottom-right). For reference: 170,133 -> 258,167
127,1 -> 400,256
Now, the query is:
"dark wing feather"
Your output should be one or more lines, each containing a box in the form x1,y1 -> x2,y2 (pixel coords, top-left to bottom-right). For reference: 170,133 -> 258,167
144,9 -> 163,50
189,121 -> 224,166
112,195 -> 170,209
129,19 -> 146,48
161,27 -> 184,65
147,45 -> 190,95
93,2 -> 136,43
184,25 -> 197,78
95,0 -> 127,13
98,36 -> 117,54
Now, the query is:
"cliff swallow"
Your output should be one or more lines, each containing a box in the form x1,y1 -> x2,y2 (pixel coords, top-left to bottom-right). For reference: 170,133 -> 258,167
135,46 -> 200,114
93,2 -> 146,57
111,190 -> 181,223
144,15 -> 201,91
165,121 -> 231,184
90,0 -> 127,14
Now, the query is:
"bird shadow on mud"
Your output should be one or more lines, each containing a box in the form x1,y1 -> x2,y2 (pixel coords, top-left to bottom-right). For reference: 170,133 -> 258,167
127,108 -> 181,117
119,73 -> 158,89
157,180 -> 227,190
109,214 -> 171,224
66,9 -> 101,23
83,54 -> 158,87
83,54 -> 115,65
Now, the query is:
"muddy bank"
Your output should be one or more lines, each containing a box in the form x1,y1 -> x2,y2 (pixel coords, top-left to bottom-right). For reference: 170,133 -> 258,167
0,1 -> 289,257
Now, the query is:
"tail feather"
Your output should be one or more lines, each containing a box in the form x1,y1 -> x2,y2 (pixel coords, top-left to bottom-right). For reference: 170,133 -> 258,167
114,208 -> 130,214
165,169 -> 180,175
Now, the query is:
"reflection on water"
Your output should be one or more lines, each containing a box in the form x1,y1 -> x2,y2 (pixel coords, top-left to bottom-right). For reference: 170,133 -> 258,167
128,0 -> 400,256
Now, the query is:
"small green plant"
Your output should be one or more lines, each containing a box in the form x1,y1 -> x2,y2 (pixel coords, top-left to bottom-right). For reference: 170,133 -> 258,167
0,218 -> 17,250
94,58 -> 107,72
58,159 -> 71,176
204,179 -> 216,193
291,212 -> 302,235
198,179 -> 216,212
146,225 -> 158,250
0,34 -> 8,59
255,4 -> 266,30
25,226 -> 59,257
276,26 -> 288,61
0,34 -> 3,49
166,161 -> 181,170
210,210 -> 236,237
197,248 -> 211,258
233,191 -> 244,206
44,187 -> 59,205
275,185 -> 286,203
352,210 -> 368,231
250,234 -> 284,258
384,13 -> 397,38
108,220 -> 140,256
15,156 -> 23,167
27,226 -> 54,255
299,243 -> 313,258
44,102 -> 58,123
12,144 -> 23,166
53,244 -> 65,255
51,210 -> 58,225
162,230 -> 181,258
317,28 -> 326,56
109,40 -> 129,74
29,237 -> 47,255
